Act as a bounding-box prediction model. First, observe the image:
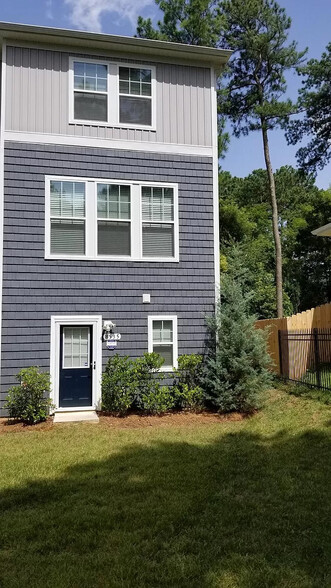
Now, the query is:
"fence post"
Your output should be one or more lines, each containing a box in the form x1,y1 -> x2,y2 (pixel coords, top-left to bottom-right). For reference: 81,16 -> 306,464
278,330 -> 283,377
313,328 -> 321,388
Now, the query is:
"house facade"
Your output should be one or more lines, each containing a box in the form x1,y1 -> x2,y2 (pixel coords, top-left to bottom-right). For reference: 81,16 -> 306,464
0,22 -> 230,414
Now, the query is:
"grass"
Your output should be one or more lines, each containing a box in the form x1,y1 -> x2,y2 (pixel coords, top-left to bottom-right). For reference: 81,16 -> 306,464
0,387 -> 330,588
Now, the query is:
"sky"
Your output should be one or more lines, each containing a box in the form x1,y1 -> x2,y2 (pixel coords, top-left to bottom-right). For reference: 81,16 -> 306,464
0,0 -> 330,189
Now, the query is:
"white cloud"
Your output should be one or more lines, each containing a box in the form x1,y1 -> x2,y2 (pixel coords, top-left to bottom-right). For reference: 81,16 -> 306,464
64,0 -> 154,33
46,0 -> 54,20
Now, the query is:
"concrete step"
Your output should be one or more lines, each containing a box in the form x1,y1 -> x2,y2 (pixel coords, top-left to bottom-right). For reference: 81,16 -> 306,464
53,411 -> 99,423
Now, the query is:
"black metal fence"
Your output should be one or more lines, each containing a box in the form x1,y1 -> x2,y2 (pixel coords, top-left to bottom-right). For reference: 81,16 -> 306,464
279,328 -> 331,391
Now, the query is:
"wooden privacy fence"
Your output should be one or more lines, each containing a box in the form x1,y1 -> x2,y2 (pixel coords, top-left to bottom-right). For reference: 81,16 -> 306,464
255,303 -> 331,374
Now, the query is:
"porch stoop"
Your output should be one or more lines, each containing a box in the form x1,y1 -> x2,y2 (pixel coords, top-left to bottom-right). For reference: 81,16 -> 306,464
53,411 -> 99,423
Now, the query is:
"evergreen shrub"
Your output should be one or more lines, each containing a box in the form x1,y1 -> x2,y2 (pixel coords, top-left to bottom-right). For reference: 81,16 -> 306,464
203,247 -> 272,413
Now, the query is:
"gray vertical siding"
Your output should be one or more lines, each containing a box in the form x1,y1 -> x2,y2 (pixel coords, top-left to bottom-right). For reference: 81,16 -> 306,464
5,46 -> 212,147
0,141 -> 215,412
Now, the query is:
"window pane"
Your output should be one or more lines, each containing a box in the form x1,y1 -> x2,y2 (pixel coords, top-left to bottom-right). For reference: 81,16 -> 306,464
74,62 -> 85,76
98,221 -> 131,256
153,320 -> 173,343
85,63 -> 97,77
50,181 -> 85,218
119,96 -> 151,126
119,67 -> 130,81
130,81 -> 141,95
51,220 -> 85,255
97,78 -> 107,92
119,81 -> 130,94
97,184 -> 131,220
142,223 -> 174,257
153,345 -> 173,368
142,187 -> 174,222
74,92 -> 107,122
63,327 -> 89,369
141,83 -> 152,96
141,69 -> 152,83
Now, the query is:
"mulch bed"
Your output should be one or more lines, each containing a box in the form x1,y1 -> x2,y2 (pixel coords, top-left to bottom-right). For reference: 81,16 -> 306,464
0,411 -> 246,434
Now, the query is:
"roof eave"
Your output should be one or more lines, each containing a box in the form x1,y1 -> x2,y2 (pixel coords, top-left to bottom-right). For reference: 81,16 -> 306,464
311,223 -> 331,237
0,21 -> 232,68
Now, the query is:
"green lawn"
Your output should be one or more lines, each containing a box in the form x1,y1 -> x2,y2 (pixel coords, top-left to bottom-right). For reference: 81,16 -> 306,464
0,388 -> 330,588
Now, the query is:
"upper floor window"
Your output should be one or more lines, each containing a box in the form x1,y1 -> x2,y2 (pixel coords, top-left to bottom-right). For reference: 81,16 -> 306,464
69,58 -> 156,129
73,62 -> 108,122
119,67 -> 152,126
46,177 -> 178,262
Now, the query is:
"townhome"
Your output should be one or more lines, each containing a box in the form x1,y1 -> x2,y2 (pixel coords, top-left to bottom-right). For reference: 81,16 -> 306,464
0,22 -> 230,414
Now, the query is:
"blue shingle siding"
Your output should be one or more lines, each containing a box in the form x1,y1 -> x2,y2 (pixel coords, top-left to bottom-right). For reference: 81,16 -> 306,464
0,141 -> 215,412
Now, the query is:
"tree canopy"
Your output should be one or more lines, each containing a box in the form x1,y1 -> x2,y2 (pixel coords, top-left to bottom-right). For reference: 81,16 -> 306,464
219,166 -> 331,318
286,42 -> 331,174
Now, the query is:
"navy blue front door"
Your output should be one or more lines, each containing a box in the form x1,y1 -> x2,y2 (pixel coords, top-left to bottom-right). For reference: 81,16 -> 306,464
59,325 -> 93,408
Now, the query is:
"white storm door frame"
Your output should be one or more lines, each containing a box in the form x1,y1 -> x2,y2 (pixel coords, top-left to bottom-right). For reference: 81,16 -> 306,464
50,315 -> 102,412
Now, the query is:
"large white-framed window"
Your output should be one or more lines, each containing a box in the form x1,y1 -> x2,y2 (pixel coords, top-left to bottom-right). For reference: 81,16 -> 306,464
69,57 -> 156,129
45,176 -> 179,262
148,315 -> 178,371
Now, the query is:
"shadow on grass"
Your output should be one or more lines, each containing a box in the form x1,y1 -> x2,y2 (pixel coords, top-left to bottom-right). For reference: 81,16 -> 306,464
0,429 -> 330,587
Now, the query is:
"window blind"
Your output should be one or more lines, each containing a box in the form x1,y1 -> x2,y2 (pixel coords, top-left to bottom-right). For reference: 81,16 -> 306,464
51,220 -> 85,255
98,221 -> 131,256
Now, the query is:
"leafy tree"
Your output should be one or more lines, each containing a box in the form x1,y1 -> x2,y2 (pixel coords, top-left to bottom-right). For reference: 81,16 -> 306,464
203,246 -> 272,413
137,0 -> 223,46
137,0 -> 230,157
286,43 -> 331,174
218,0 -> 307,318
219,167 -> 331,316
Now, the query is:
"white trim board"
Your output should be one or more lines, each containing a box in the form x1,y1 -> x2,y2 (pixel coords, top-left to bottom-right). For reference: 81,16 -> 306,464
0,43 -> 6,391
211,67 -> 220,303
50,315 -> 102,412
4,131 -> 213,158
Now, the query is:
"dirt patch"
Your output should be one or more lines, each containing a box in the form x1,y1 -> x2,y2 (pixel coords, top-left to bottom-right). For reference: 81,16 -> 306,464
98,411 -> 246,430
0,411 -> 246,434
0,418 -> 55,434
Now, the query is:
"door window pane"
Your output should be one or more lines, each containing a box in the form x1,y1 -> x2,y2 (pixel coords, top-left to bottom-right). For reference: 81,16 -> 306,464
63,327 -> 90,369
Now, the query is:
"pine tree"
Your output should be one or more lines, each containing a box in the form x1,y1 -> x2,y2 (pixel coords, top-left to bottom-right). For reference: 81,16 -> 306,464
203,246 -> 272,413
218,0 -> 307,317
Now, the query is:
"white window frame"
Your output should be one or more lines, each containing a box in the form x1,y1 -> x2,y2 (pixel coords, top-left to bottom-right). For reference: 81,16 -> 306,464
45,176 -> 179,262
69,57 -> 157,130
148,315 -> 178,372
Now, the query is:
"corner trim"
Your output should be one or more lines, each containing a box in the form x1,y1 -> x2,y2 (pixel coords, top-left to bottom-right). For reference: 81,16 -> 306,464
4,131 -> 213,158
0,43 -> 6,391
211,67 -> 220,304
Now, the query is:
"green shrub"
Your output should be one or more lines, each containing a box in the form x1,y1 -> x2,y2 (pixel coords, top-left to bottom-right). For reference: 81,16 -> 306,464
134,353 -> 174,414
139,385 -> 175,415
5,366 -> 52,425
173,354 -> 204,410
203,247 -> 272,414
101,355 -> 136,416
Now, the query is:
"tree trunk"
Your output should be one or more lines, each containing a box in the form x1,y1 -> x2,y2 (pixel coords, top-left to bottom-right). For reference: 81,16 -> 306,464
261,123 -> 283,318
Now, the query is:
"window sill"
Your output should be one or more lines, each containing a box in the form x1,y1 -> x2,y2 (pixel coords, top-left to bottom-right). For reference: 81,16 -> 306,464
45,255 -> 179,263
69,120 -> 157,132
